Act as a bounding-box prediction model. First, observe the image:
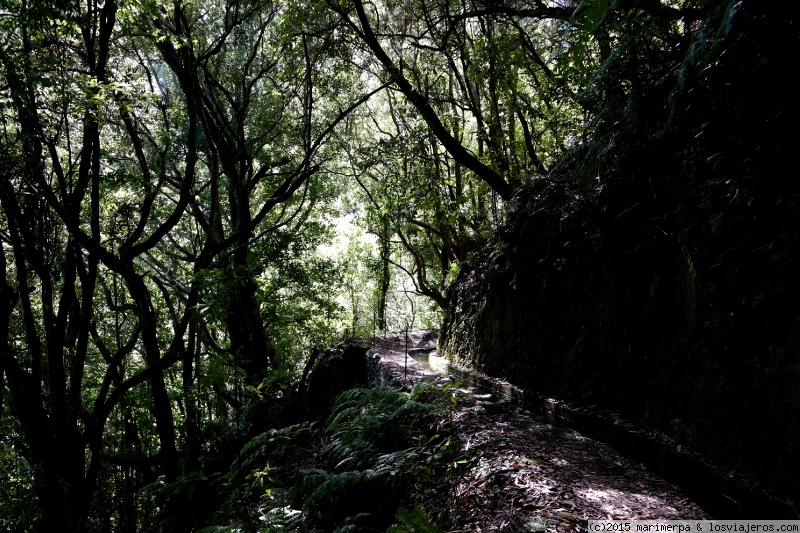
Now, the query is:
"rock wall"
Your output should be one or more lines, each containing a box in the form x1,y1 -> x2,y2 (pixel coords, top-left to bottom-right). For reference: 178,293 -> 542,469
441,181 -> 800,507
440,2 -> 800,505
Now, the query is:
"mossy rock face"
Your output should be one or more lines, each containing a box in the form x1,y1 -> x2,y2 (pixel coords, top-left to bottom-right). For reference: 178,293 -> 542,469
441,2 -> 800,503
305,342 -> 370,418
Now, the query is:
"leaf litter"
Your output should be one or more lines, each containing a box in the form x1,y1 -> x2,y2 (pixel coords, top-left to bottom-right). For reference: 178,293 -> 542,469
370,337 -> 709,532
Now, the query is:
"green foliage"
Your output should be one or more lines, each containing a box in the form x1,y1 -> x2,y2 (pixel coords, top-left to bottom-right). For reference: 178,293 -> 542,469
189,382 -> 458,531
295,383 -> 456,531
256,506 -> 303,532
334,227 -> 381,336
256,226 -> 345,369
0,419 -> 37,532
324,385 -> 435,471
193,424 -> 311,530
387,505 -> 442,533
325,215 -> 443,336
0,0 -> 371,524
236,425 -> 311,487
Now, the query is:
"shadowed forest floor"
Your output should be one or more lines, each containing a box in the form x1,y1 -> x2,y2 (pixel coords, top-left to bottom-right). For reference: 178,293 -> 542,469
369,334 -> 709,531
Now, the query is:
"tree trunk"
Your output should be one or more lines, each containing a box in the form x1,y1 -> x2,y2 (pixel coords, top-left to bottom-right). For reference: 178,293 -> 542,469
376,217 -> 392,331
183,320 -> 201,471
126,273 -> 179,482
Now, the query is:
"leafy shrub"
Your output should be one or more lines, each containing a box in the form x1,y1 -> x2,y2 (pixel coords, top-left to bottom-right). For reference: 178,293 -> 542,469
297,383 -> 456,531
388,505 -> 442,533
194,381 -> 458,532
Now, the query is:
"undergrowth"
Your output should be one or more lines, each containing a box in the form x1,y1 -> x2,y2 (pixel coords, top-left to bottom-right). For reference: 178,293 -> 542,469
197,380 -> 461,532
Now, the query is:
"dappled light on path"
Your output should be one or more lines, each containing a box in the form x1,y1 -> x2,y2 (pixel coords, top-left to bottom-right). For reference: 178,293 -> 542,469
445,397 -> 707,531
368,338 -> 708,531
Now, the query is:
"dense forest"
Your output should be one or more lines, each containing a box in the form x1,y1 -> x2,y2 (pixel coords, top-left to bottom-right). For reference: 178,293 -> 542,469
0,0 -> 796,530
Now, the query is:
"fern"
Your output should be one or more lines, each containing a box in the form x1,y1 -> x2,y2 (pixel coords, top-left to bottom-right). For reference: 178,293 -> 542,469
196,526 -> 239,533
234,424 -> 310,477
303,469 -> 378,512
257,505 -> 302,532
324,386 -> 434,471
387,505 -> 442,533
296,383 -> 456,531
195,423 -> 312,530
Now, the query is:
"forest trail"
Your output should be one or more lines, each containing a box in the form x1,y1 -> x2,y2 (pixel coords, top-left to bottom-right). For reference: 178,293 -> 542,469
366,333 -> 709,531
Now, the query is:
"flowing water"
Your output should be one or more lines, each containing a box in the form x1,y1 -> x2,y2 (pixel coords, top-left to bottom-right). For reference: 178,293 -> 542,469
408,350 -> 449,375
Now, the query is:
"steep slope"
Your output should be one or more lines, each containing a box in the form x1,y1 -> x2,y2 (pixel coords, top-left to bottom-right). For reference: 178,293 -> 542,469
440,0 -> 800,506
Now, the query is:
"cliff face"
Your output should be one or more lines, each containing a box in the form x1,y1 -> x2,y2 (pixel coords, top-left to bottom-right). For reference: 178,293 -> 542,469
440,2 -> 800,501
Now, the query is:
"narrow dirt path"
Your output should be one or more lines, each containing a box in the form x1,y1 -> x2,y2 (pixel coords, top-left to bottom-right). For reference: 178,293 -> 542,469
368,334 -> 709,532
441,390 -> 708,531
